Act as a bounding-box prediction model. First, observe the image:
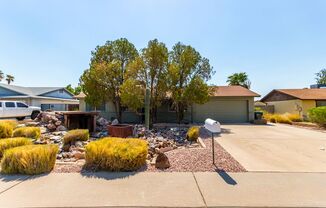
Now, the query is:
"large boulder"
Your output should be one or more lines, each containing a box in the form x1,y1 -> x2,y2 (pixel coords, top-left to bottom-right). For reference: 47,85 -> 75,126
155,152 -> 170,169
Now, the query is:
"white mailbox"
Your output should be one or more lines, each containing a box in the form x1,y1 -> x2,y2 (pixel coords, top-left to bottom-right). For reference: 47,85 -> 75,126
204,118 -> 221,133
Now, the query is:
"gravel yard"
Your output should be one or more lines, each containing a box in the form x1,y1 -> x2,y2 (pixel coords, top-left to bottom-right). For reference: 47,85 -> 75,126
53,127 -> 246,173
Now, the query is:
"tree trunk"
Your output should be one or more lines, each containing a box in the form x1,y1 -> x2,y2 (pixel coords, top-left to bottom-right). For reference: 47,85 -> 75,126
113,100 -> 122,122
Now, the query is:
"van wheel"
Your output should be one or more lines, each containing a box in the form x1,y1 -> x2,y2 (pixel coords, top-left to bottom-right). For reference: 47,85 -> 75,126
31,111 -> 40,120
16,117 -> 25,121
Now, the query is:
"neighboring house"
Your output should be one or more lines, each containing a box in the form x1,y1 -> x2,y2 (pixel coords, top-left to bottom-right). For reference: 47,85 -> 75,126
76,86 -> 260,123
0,83 -> 79,111
261,87 -> 326,118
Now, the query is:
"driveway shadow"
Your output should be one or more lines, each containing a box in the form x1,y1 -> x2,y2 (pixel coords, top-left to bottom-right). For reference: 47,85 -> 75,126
0,173 -> 50,182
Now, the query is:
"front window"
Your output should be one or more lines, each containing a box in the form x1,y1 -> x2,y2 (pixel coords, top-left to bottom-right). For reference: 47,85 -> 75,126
17,102 -> 28,108
5,102 -> 15,108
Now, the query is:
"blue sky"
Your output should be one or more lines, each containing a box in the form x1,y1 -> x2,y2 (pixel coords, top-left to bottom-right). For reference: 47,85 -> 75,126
0,0 -> 325,96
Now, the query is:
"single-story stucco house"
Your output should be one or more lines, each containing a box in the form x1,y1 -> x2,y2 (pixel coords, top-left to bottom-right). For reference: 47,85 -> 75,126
260,86 -> 326,118
76,86 -> 260,123
0,83 -> 79,111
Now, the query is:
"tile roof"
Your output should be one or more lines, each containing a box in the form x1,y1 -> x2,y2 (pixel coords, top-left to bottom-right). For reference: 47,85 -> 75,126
274,89 -> 326,100
210,86 -> 260,97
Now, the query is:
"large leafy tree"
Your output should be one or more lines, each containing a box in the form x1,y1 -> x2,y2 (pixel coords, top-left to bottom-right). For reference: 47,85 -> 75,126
227,72 -> 251,89
66,84 -> 82,95
315,69 -> 326,84
167,42 -> 214,123
121,39 -> 169,123
80,38 -> 138,121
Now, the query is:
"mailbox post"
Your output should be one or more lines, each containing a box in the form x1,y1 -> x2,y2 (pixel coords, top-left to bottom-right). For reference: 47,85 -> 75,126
204,118 -> 221,165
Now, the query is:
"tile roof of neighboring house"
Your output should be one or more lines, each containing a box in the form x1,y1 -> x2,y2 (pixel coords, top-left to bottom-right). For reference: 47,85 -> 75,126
210,86 -> 260,97
74,86 -> 260,99
262,89 -> 326,101
0,83 -> 74,97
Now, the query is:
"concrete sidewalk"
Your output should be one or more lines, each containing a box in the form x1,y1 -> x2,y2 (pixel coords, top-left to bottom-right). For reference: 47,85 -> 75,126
0,172 -> 325,207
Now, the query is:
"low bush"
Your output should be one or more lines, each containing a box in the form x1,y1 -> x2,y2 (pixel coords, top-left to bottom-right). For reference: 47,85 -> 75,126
274,114 -> 292,124
85,137 -> 148,171
13,127 -> 41,139
186,126 -> 199,142
63,129 -> 89,144
285,113 -> 303,122
0,137 -> 32,157
0,120 -> 18,129
1,144 -> 58,175
264,113 -> 293,124
308,106 -> 326,126
0,123 -> 13,138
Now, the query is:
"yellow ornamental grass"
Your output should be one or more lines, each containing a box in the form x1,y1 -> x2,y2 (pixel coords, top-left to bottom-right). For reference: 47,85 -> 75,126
0,137 -> 32,157
85,137 -> 148,171
0,123 -> 13,138
284,113 -> 303,122
63,129 -> 89,144
0,120 -> 18,129
1,144 -> 58,175
13,127 -> 41,139
186,126 -> 199,142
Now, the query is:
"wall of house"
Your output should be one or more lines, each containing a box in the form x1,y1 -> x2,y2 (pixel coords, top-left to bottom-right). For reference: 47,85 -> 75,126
302,100 -> 316,118
266,99 -> 302,115
41,89 -> 73,99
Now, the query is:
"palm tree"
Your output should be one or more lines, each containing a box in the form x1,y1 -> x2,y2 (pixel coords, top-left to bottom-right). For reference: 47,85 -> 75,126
0,70 -> 4,82
5,74 -> 14,85
227,72 -> 251,89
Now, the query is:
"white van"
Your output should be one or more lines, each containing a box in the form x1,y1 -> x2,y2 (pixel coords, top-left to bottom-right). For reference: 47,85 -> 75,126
0,101 -> 41,120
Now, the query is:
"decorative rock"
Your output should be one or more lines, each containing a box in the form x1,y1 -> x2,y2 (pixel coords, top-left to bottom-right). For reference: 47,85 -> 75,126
47,123 -> 57,132
62,144 -> 70,152
50,136 -> 62,143
56,125 -> 67,131
55,120 -> 62,126
26,121 -> 39,127
73,151 -> 85,160
75,141 -> 83,148
111,119 -> 119,125
155,152 -> 170,169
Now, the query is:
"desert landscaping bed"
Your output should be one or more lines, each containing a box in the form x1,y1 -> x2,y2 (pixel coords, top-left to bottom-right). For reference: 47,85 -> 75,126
5,112 -> 245,173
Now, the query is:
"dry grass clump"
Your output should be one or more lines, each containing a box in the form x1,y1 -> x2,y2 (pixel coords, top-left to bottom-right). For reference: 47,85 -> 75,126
0,120 -> 18,129
263,113 -> 301,124
85,137 -> 148,171
13,127 -> 41,139
186,126 -> 199,142
63,129 -> 89,144
1,144 -> 58,175
0,123 -> 13,138
0,137 -> 32,157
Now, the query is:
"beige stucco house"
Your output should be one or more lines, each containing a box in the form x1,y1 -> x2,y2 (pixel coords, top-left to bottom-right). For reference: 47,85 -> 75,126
260,88 -> 326,118
76,86 -> 260,123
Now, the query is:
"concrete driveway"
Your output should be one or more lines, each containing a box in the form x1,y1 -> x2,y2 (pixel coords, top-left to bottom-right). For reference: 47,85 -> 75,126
217,124 -> 326,172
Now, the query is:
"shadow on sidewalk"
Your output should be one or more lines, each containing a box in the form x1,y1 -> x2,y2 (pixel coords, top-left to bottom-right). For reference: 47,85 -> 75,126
214,165 -> 237,185
0,173 -> 49,182
80,171 -> 138,180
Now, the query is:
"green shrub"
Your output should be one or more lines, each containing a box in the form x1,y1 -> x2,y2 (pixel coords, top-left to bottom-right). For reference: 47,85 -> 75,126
63,129 -> 89,144
0,137 -> 32,157
85,137 -> 148,171
0,120 -> 18,129
13,127 -> 41,139
186,126 -> 199,142
1,144 -> 58,175
0,123 -> 13,138
308,106 -> 326,126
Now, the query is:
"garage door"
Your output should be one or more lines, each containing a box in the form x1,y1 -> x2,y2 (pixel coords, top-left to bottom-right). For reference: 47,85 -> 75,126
193,100 -> 248,123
